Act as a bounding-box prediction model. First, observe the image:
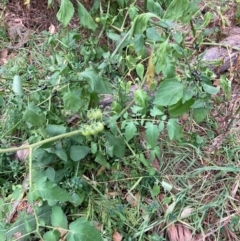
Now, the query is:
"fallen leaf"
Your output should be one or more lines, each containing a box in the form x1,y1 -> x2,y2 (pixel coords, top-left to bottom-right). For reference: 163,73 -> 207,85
167,223 -> 192,241
16,141 -> 29,161
126,192 -> 140,207
49,24 -> 56,35
113,230 -> 123,241
1,49 -> 8,59
180,207 -> 193,219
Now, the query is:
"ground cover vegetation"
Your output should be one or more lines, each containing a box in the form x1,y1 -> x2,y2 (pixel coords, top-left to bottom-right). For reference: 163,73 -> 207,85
0,0 -> 239,240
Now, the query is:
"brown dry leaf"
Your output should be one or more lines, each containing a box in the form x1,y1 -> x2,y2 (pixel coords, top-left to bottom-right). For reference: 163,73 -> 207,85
180,207 -> 194,219
96,165 -> 106,176
0,49 -> 8,65
126,192 -> 140,207
213,79 -> 220,86
167,223 -> 192,241
16,141 -> 29,161
49,24 -> 56,35
145,52 -> 155,87
1,49 -> 8,59
113,230 -> 123,241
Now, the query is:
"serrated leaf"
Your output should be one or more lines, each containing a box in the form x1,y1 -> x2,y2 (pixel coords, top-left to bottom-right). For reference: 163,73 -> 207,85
46,125 -> 66,136
79,68 -> 111,94
63,91 -> 82,113
220,75 -> 231,99
155,40 -> 169,74
134,89 -> 148,107
150,106 -> 164,117
5,203 -> 51,240
146,27 -> 163,41
77,1 -> 97,31
43,230 -> 61,241
154,79 -> 184,106
193,108 -> 209,123
39,183 -> 70,204
105,134 -> 125,158
130,13 -> 159,36
51,206 -> 68,229
163,0 -> 190,21
23,104 -> 46,127
166,118 -> 179,140
147,0 -> 163,16
12,75 -> 24,96
67,218 -> 103,241
70,145 -> 90,162
125,122 -> 137,142
145,122 -> 159,148
57,0 -> 74,26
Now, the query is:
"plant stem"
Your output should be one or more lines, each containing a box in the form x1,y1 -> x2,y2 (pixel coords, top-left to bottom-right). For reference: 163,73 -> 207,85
0,129 -> 83,153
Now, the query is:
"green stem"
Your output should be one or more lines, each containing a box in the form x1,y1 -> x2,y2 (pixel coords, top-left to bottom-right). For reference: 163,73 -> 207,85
0,129 -> 82,153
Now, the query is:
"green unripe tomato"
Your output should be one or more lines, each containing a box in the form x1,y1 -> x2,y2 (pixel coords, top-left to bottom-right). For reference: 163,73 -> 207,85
95,122 -> 104,133
87,109 -> 102,120
81,125 -> 92,136
95,17 -> 101,23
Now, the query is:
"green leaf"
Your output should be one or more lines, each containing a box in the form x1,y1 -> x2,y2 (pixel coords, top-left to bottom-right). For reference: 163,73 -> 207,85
136,63 -> 144,79
67,218 -> 103,241
0,95 -> 5,107
152,184 -> 160,196
220,75 -> 231,99
134,89 -> 148,107
77,1 -> 97,31
45,167 -> 55,182
23,104 -> 46,127
43,230 -> 61,241
55,147 -> 68,162
168,99 -> 194,117
145,122 -> 159,148
34,178 -> 70,205
167,118 -> 180,140
163,0 -> 190,21
5,203 -> 51,240
155,40 -> 169,74
12,75 -> 24,96
51,206 -> 68,229
105,134 -> 125,158
150,106 -> 164,117
125,122 -> 137,142
70,145 -> 90,162
146,27 -> 163,41
193,108 -> 209,123
95,152 -> 110,169
182,87 -> 195,103
202,83 -> 220,95
154,79 -> 184,106
57,0 -> 74,26
79,68 -> 111,94
63,91 -> 82,113
147,0 -> 163,16
46,125 -> 66,136
70,192 -> 84,206
130,13 -> 158,36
